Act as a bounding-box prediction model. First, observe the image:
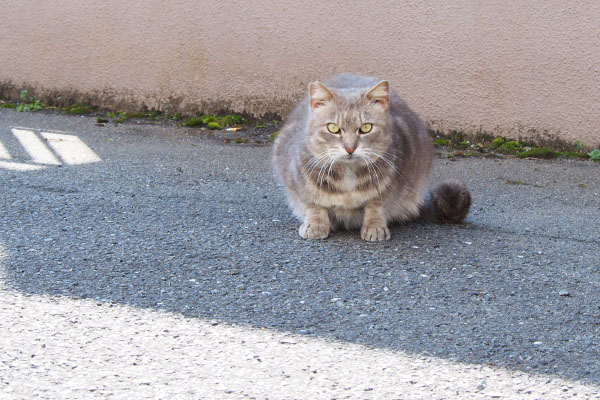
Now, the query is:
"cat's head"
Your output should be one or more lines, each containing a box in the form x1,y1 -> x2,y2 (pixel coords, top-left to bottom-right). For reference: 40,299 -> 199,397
305,80 -> 393,164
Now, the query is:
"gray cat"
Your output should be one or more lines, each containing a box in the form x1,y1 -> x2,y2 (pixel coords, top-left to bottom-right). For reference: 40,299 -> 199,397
273,74 -> 471,241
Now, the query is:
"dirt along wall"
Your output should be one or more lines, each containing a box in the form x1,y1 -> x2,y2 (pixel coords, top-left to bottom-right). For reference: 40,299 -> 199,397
1,1 -> 599,146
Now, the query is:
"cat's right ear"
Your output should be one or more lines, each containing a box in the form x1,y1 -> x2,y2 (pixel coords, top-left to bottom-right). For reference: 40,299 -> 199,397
309,81 -> 334,110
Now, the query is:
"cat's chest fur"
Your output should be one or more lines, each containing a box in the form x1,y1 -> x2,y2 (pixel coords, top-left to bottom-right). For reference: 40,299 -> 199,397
310,164 -> 382,210
336,167 -> 359,192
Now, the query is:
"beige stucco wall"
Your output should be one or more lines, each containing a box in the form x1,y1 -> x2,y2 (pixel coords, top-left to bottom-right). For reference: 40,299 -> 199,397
1,1 -> 599,145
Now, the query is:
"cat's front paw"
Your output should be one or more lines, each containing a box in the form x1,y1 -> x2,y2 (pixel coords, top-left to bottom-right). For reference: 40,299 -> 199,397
361,224 -> 390,241
299,223 -> 330,240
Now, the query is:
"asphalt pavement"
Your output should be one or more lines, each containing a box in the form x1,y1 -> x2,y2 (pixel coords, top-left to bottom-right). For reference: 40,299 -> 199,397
1,109 -> 599,399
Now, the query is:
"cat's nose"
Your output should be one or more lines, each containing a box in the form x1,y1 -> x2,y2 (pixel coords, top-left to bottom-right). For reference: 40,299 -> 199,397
345,146 -> 355,155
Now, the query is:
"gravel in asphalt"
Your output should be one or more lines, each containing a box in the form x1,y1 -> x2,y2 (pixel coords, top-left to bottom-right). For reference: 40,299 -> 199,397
1,109 -> 599,398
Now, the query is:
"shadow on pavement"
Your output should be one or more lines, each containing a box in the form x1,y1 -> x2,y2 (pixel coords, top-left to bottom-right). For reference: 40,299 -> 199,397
1,141 -> 599,385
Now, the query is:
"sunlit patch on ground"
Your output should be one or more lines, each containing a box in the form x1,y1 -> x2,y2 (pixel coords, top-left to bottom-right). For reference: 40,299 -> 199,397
0,127 -> 102,171
0,279 -> 599,399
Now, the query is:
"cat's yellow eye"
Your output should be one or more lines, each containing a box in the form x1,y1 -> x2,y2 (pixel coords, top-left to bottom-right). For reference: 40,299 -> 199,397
327,123 -> 340,134
359,123 -> 372,134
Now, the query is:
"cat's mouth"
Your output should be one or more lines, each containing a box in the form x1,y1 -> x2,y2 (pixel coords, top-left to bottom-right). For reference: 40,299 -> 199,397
339,153 -> 359,162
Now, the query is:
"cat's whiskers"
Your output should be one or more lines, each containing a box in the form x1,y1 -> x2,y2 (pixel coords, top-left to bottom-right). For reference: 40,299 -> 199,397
369,148 -> 404,165
369,157 -> 385,196
318,158 -> 331,188
303,150 -> 333,178
314,156 -> 330,188
371,147 -> 400,158
317,154 -> 337,189
362,149 -> 407,183
359,154 -> 382,196
303,149 -> 331,170
326,157 -> 338,191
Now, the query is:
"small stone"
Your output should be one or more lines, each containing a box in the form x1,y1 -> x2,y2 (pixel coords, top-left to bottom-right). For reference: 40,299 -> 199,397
476,379 -> 486,391
279,338 -> 298,345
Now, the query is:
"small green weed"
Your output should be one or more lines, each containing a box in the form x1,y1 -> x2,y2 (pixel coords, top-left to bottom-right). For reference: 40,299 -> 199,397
126,112 -> 151,119
505,180 -> 527,185
207,122 -> 222,130
106,111 -> 128,123
432,138 -> 450,147
16,90 -> 43,112
562,151 -> 589,159
201,115 -> 219,124
269,131 -> 280,142
65,103 -> 92,115
447,130 -> 465,144
475,132 -> 495,143
498,140 -> 522,153
106,111 -> 125,118
148,110 -> 162,120
222,114 -> 247,126
490,137 -> 505,148
183,114 -> 246,129
183,117 -> 204,127
517,148 -> 558,159
588,149 -> 600,162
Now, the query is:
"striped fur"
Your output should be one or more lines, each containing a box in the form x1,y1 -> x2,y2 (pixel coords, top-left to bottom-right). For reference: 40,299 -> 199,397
273,74 -> 470,241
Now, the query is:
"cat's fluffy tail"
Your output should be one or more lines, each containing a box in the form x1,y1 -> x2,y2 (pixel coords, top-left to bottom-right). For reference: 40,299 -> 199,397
420,181 -> 471,224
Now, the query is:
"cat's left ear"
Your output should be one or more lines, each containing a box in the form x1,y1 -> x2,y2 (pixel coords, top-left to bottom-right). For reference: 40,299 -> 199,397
366,80 -> 390,110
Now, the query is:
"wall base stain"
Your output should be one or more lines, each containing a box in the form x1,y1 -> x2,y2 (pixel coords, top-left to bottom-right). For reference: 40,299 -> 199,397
0,81 -> 297,122
2,81 -> 596,151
